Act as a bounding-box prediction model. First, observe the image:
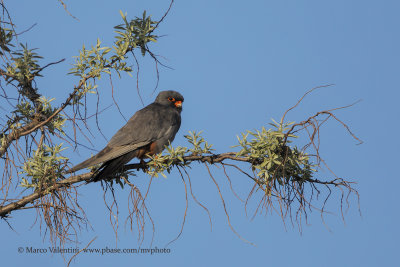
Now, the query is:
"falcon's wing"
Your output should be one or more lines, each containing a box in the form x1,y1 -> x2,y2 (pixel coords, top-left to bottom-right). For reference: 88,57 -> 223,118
108,103 -> 179,147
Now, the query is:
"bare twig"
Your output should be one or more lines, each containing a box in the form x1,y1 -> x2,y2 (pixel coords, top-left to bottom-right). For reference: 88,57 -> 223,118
57,0 -> 79,21
67,236 -> 97,267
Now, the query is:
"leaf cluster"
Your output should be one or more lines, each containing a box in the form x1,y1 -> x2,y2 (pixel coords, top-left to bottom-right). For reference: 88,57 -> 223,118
3,96 -> 66,135
4,44 -> 42,96
20,144 -> 68,191
0,26 -> 14,55
114,11 -> 158,57
235,119 -> 316,193
36,96 -> 66,134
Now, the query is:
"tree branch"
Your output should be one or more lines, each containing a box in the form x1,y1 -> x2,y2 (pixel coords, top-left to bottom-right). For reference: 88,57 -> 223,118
0,152 -> 353,218
0,75 -> 92,157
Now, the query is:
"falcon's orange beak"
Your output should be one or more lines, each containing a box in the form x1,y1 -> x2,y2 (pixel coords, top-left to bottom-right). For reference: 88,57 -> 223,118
175,101 -> 182,108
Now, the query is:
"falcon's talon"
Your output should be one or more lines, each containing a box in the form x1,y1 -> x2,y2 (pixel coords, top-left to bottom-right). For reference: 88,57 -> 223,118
68,90 -> 184,181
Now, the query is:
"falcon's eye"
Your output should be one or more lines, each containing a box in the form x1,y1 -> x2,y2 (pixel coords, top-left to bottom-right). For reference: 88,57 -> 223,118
168,97 -> 175,102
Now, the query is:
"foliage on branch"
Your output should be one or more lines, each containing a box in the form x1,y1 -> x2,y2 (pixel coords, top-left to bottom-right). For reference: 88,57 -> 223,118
69,11 -> 158,105
235,120 -> 315,194
10,97 -> 66,133
114,10 -> 158,57
5,44 -> 42,83
20,144 -> 68,191
0,27 -> 13,54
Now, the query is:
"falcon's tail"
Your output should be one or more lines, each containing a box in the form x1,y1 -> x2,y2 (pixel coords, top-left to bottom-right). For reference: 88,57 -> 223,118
92,150 -> 138,182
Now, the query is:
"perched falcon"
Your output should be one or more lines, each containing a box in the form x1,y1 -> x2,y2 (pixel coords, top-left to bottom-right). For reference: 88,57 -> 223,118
68,90 -> 184,181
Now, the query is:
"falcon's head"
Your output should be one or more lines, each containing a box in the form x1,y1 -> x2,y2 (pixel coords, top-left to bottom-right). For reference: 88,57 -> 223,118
155,90 -> 184,111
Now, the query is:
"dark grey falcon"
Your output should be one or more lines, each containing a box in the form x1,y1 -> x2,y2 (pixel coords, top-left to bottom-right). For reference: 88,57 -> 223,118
68,90 -> 184,181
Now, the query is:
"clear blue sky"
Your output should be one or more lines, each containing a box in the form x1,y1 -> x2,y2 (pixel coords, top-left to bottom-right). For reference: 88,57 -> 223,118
1,0 -> 399,266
